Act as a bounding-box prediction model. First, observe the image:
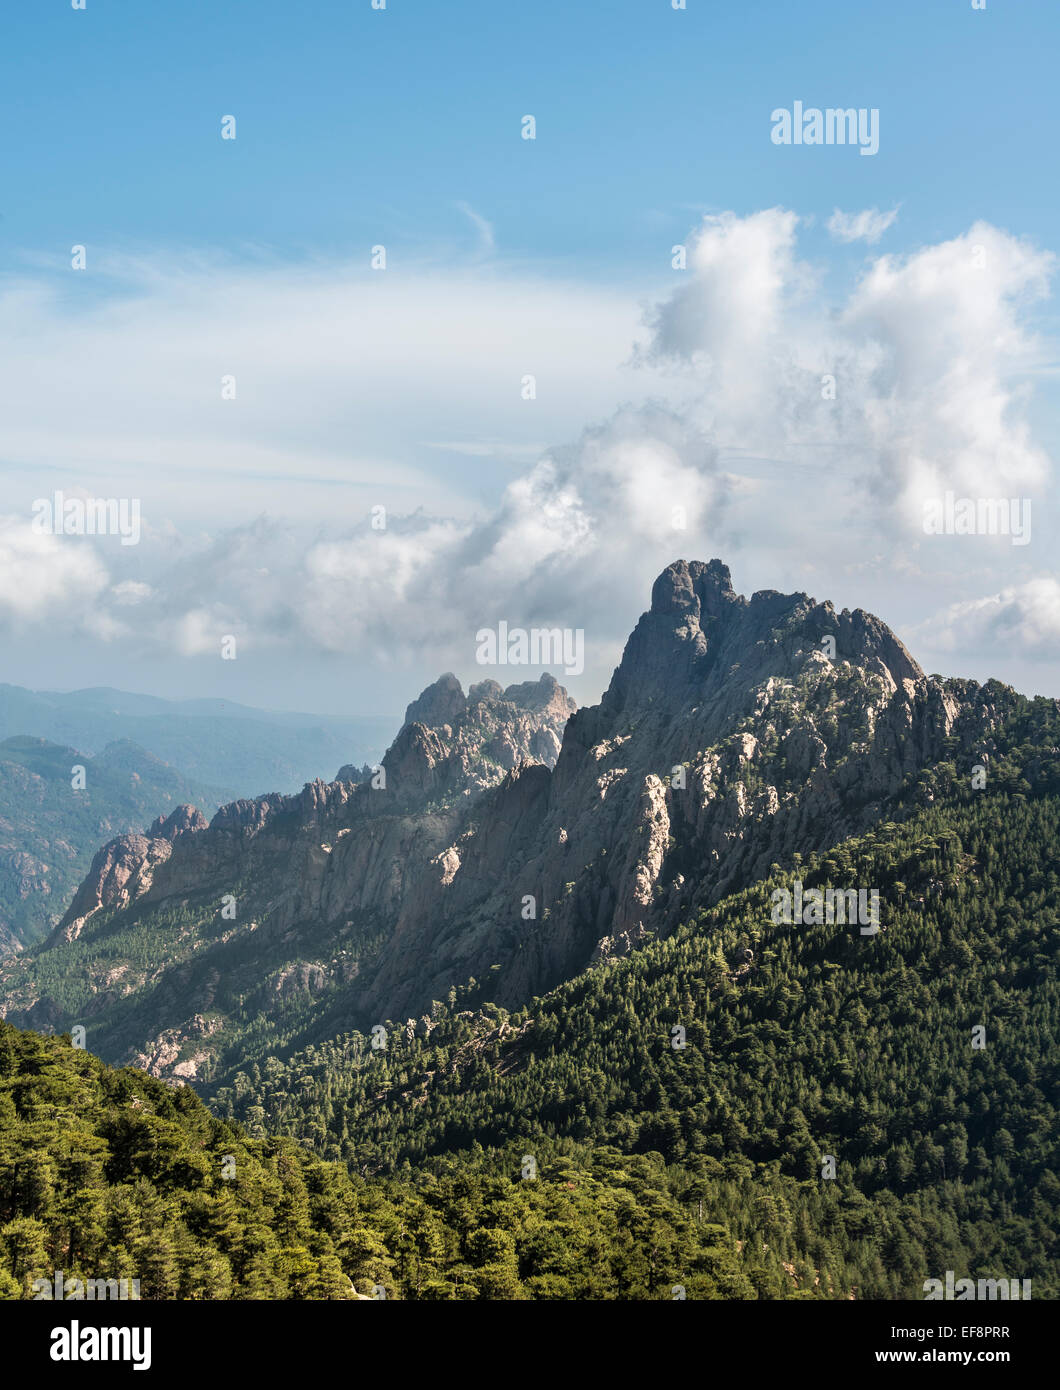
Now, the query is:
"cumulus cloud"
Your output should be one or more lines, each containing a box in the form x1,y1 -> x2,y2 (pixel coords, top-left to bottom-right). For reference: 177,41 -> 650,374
110,580 -> 153,606
644,209 -> 811,441
1,213 -> 1055,702
914,578 -> 1060,659
0,514 -> 108,624
827,207 -> 899,244
840,222 -> 1053,524
645,211 -> 1054,534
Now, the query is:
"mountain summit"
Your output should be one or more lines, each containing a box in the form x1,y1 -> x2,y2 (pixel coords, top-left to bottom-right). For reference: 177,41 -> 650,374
367,558 -> 980,1014
604,559 -> 921,715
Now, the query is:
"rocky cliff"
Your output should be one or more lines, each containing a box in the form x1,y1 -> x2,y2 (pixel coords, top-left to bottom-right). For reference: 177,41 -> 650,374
48,673 -> 574,942
363,560 -> 1014,1015
0,673 -> 576,1070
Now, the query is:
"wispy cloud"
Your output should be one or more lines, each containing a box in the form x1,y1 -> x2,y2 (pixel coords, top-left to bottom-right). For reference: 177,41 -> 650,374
827,206 -> 900,245
456,201 -> 496,256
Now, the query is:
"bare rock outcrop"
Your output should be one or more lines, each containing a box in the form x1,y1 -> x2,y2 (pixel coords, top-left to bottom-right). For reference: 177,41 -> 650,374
359,559 -> 1017,1017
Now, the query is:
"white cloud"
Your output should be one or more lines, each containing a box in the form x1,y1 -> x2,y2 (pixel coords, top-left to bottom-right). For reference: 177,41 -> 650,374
645,211 -> 1054,534
644,209 -> 809,441
0,514 -> 108,623
1,215 -> 1056,703
827,207 -> 899,244
125,409 -> 722,680
110,580 -> 153,605
842,221 -> 1053,525
0,252 -> 650,534
914,578 -> 1060,659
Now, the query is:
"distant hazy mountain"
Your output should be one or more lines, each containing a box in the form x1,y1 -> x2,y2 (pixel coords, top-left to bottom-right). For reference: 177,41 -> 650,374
0,684 -> 395,798
0,736 -> 232,956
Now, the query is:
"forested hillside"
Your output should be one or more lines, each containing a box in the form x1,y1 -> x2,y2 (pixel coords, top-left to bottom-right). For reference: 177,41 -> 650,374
0,737 -> 231,957
0,1022 -> 758,1299
2,591 -> 1056,1302
211,699 -> 1060,1299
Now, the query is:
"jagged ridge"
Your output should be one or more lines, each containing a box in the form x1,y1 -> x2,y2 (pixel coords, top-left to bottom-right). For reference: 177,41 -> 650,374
0,561 -> 1022,1083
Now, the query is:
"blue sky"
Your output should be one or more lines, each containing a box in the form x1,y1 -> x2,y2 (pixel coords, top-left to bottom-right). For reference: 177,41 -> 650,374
1,0 -> 1058,719
6,0 -> 1056,274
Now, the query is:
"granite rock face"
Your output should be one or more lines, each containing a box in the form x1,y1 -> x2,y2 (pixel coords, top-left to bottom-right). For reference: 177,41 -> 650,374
380,672 -> 576,807
46,673 -> 575,946
361,560 -> 1008,1015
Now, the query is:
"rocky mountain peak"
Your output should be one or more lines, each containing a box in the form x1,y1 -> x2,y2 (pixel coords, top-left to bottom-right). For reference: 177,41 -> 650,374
147,804 -> 208,840
383,670 -> 576,806
499,673 -> 577,719
604,559 -> 739,713
404,671 -> 576,733
600,558 -> 927,722
649,557 -> 740,617
365,560 -> 997,1017
402,673 -> 466,731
